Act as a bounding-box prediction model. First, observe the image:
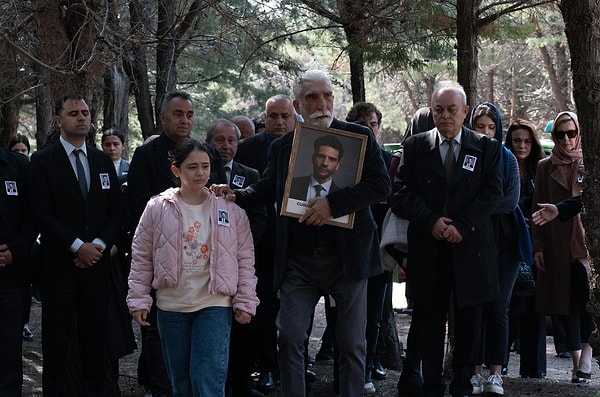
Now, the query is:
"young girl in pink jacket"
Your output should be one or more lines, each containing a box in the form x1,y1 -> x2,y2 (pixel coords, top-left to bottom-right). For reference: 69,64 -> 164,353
127,138 -> 259,396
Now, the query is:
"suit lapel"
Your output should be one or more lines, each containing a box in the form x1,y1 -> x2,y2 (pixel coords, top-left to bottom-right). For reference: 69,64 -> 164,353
422,130 -> 445,180
54,143 -> 83,195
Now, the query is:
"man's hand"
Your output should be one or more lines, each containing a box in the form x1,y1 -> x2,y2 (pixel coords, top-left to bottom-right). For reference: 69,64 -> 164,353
443,224 -> 463,244
234,308 -> 252,324
131,309 -> 150,326
431,217 -> 452,240
431,217 -> 462,244
534,251 -> 545,271
0,244 -> 13,267
210,184 -> 236,202
74,242 -> 103,269
532,203 -> 559,226
299,197 -> 331,226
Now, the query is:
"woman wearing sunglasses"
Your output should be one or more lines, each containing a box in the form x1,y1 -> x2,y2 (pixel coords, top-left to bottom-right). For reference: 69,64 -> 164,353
531,111 -> 594,384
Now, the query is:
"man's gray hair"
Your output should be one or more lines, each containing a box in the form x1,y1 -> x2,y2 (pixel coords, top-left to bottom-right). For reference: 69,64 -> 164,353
206,118 -> 241,142
292,70 -> 331,99
159,91 -> 193,114
432,80 -> 467,106
265,94 -> 293,109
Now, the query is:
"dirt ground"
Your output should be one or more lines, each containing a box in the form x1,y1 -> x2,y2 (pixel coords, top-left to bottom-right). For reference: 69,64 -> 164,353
22,292 -> 600,397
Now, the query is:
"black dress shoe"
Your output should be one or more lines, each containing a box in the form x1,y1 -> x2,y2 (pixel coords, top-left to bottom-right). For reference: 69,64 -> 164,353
257,371 -> 276,393
397,370 -> 424,397
372,362 -> 387,380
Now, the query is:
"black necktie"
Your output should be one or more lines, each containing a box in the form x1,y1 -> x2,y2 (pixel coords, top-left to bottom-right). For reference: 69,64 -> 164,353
314,184 -> 324,197
444,139 -> 456,181
73,149 -> 88,199
224,165 -> 231,184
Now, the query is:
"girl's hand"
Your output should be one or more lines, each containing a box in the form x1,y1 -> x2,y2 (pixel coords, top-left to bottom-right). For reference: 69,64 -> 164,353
131,309 -> 150,326
234,308 -> 252,324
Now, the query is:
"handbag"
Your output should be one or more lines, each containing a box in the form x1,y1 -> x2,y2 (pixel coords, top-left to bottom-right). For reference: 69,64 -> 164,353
512,262 -> 536,297
379,208 -> 409,272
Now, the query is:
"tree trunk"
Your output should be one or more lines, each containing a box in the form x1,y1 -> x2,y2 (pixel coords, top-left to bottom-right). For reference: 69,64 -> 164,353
124,0 -> 156,140
0,99 -> 19,147
103,64 -> 131,158
485,68 -> 495,103
156,0 -> 179,125
346,39 -> 366,104
455,0 -> 481,107
538,44 -> 569,112
559,0 -> 600,356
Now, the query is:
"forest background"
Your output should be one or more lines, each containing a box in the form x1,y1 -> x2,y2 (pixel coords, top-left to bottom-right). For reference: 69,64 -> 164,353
1,0 -> 600,353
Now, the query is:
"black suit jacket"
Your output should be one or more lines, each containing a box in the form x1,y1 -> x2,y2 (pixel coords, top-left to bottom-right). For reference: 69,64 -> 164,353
394,127 -> 503,306
29,142 -> 125,276
235,119 -> 391,289
288,175 -> 340,201
235,132 -> 270,174
229,161 -> 266,242
0,148 -> 34,287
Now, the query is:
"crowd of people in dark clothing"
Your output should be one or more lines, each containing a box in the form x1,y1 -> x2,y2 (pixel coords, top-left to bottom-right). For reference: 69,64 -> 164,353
0,70 -> 595,397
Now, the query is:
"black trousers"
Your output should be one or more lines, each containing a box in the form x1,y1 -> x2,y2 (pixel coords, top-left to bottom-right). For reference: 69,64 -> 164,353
40,268 -> 109,397
0,286 -> 25,397
412,245 -> 484,397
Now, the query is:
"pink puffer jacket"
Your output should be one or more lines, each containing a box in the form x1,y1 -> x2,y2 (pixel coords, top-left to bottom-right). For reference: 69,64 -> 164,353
127,187 -> 259,316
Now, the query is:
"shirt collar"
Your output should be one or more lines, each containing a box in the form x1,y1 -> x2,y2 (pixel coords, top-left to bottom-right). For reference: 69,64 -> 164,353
310,176 -> 333,192
437,129 -> 462,145
60,135 -> 87,156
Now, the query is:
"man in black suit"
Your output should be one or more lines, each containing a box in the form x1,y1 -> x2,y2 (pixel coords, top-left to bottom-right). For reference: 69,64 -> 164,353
215,70 -> 390,397
206,118 -> 266,397
28,95 -> 124,396
393,81 -> 503,397
0,146 -> 33,396
288,134 -> 343,201
234,94 -> 297,393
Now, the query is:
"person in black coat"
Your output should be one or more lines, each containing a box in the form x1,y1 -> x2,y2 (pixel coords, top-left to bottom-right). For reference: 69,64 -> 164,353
393,81 -> 503,397
234,94 -> 297,393
215,70 -> 390,397
28,95 -> 125,396
0,146 -> 34,397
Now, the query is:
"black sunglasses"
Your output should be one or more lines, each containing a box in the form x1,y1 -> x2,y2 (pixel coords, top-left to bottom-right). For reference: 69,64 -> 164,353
554,129 -> 578,140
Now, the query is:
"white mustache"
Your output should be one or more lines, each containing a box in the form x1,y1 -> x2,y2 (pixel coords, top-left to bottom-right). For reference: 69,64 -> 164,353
308,111 -> 332,119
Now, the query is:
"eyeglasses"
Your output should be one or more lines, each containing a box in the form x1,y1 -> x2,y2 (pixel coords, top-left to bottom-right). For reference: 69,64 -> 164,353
554,129 -> 578,140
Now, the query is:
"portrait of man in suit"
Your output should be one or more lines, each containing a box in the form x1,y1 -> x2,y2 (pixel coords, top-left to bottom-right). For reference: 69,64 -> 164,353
289,134 -> 344,201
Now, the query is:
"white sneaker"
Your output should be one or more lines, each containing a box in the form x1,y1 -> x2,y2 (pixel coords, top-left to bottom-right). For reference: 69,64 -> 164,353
470,373 -> 485,395
487,373 -> 504,395
364,381 -> 376,394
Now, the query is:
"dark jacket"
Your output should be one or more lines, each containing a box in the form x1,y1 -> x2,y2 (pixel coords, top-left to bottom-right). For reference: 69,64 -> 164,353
394,127 -> 503,307
0,149 -> 34,287
29,143 -> 125,276
236,132 -> 270,173
235,119 -> 391,290
229,161 -> 267,243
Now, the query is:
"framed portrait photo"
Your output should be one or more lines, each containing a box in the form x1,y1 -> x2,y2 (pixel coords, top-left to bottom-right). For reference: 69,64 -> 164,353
281,122 -> 368,229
